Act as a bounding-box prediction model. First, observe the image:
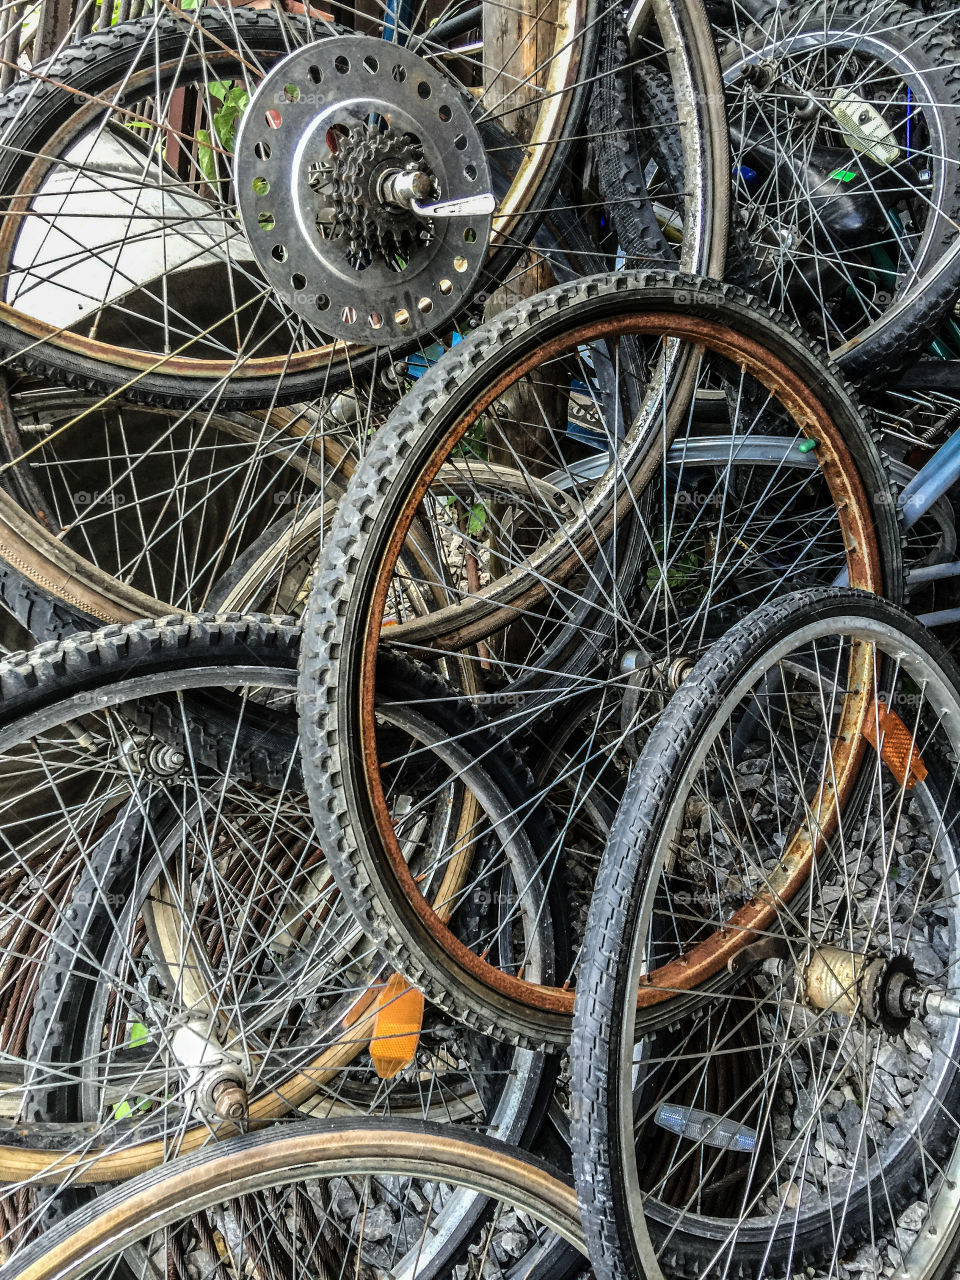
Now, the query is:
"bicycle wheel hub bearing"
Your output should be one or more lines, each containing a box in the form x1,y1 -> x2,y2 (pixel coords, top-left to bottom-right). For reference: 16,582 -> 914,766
235,36 -> 493,343
803,946 -> 919,1034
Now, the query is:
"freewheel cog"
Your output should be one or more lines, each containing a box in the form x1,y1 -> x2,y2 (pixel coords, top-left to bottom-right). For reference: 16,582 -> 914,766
235,35 -> 494,343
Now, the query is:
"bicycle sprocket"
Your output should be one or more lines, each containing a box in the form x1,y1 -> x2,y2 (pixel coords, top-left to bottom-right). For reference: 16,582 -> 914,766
235,35 -> 493,343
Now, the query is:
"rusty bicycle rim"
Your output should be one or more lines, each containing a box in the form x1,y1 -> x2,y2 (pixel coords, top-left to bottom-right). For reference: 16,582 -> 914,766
358,312 -> 886,1017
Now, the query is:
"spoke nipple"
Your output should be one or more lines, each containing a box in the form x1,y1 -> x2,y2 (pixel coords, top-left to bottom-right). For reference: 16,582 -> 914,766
797,438 -> 819,453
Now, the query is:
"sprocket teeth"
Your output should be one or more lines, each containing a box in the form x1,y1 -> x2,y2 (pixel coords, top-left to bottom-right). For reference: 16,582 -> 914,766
318,121 -> 433,266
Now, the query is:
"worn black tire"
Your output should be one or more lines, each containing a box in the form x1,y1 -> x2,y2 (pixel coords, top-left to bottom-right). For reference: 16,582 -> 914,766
590,0 -> 729,279
0,611 -> 298,735
570,586 -> 960,1280
627,62 -> 763,293
0,612 -> 305,790
298,268 -> 905,1053
0,558 -> 92,644
590,12 -> 673,268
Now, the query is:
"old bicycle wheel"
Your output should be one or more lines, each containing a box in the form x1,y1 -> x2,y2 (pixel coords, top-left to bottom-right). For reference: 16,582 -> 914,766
299,270 -> 903,1049
0,615 -> 562,1275
0,1120 -> 587,1279
0,0 -> 598,407
721,0 -> 960,382
572,587 -> 960,1280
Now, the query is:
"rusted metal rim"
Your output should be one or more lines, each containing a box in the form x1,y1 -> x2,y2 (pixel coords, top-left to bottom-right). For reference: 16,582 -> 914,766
380,313 -> 878,651
637,654 -> 871,1008
359,311 -> 883,1015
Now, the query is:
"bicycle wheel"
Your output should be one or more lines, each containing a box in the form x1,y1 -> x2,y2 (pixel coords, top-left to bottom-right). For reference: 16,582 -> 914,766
722,0 -> 960,383
299,269 -> 904,1050
0,617 -> 560,1272
0,1120 -> 586,1278
0,0 -> 597,408
0,379 -> 494,642
572,586 -> 960,1280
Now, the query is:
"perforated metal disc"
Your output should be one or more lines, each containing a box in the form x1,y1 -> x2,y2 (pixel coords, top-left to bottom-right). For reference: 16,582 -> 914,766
235,36 -> 493,343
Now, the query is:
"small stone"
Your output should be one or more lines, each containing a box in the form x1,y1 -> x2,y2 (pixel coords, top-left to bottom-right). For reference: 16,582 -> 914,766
406,1187 -> 426,1214
850,1245 -> 882,1274
794,1087 -> 817,1128
898,1201 -> 927,1233
896,1228 -> 919,1255
904,1026 -> 932,1060
820,1121 -> 844,1149
837,1099 -> 863,1139
779,1181 -> 801,1209
353,1203 -> 394,1243
330,1178 -> 359,1220
876,1042 -> 907,1075
895,1075 -> 916,1100
736,773 -> 764,793
816,1137 -> 845,1166
910,941 -> 942,978
498,1231 -> 529,1259
773,1110 -> 792,1141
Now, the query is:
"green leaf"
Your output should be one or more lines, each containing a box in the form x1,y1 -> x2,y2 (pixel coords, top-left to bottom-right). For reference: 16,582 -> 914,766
208,80 -> 229,102
211,89 -> 250,153
467,503 -> 487,538
112,1095 -> 152,1120
213,106 -> 239,150
129,1020 -> 149,1048
196,128 -> 217,184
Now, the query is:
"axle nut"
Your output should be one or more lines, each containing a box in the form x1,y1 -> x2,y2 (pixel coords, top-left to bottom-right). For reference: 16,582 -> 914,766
211,1079 -> 248,1122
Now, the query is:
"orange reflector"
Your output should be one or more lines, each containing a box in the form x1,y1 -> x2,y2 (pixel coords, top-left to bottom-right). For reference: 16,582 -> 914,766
370,974 -> 425,1080
864,700 -> 927,790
